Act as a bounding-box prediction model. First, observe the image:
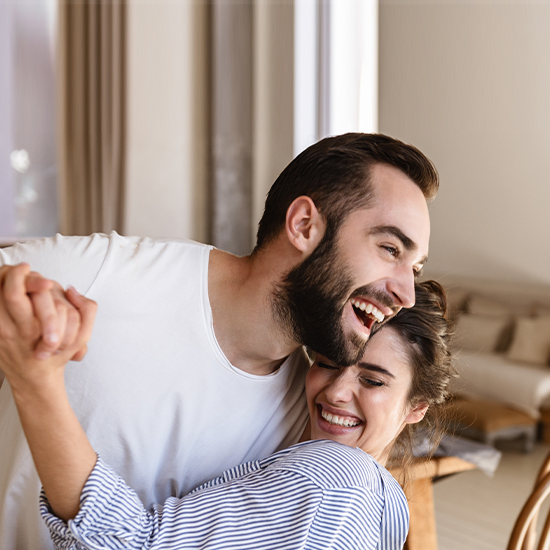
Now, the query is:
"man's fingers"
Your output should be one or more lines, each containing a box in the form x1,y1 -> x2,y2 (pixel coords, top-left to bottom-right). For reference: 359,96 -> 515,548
0,265 -> 96,363
33,297 -> 68,361
0,279 -> 18,343
70,345 -> 88,362
25,272 -> 53,294
29,290 -> 60,357
1,264 -> 35,329
65,287 -> 97,355
59,303 -> 79,350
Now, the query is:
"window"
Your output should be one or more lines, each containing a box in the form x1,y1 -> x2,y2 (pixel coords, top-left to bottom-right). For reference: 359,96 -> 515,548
0,0 -> 58,245
294,0 -> 378,157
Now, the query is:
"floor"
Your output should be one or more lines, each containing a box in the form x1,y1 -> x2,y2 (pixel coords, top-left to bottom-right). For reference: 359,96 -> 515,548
433,441 -> 550,549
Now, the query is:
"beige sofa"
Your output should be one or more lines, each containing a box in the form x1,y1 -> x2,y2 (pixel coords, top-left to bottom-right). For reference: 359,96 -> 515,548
441,276 -> 550,422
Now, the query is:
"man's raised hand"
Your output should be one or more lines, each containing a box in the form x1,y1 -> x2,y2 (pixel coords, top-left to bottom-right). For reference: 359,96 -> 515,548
0,267 -> 97,391
0,263 -> 90,361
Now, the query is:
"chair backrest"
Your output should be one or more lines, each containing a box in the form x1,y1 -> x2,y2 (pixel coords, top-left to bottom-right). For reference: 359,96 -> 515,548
520,450 -> 550,550
508,469 -> 550,550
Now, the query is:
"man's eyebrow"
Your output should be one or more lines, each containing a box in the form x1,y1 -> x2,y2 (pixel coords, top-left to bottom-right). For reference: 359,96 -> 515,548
370,225 -> 428,265
370,225 -> 415,250
358,362 -> 396,379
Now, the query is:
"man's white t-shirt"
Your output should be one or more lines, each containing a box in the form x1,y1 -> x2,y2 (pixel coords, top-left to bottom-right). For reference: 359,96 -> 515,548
0,232 -> 309,550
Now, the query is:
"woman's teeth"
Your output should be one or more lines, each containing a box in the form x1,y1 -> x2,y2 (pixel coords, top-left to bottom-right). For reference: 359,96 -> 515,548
321,409 -> 360,427
350,299 -> 384,323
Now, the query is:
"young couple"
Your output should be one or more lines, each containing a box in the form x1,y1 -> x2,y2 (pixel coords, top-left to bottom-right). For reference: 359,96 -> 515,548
0,133 -> 450,548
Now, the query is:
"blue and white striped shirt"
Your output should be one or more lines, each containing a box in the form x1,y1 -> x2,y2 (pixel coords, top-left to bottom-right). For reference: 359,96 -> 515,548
40,440 -> 409,549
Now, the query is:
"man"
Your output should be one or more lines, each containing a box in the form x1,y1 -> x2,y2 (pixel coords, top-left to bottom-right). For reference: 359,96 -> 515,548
0,133 -> 436,549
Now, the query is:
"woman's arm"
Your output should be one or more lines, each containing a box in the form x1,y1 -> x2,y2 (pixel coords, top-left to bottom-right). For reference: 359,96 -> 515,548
0,267 -> 98,521
11,362 -> 97,521
41,441 -> 397,550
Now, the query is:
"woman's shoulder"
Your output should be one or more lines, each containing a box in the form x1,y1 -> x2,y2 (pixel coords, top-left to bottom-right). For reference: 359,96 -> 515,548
263,440 -> 402,496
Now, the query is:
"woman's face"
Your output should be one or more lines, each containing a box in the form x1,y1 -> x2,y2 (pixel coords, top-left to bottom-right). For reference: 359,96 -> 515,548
305,326 -> 428,464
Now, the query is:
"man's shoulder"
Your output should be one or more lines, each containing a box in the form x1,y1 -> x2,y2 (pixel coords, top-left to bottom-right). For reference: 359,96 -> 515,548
0,232 -> 210,261
0,232 -> 212,291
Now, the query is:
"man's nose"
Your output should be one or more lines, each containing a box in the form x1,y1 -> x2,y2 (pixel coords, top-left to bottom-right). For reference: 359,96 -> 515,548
386,268 -> 415,309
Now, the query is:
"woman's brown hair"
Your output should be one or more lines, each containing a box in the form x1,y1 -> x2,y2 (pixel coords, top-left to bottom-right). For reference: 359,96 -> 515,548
381,280 -> 455,476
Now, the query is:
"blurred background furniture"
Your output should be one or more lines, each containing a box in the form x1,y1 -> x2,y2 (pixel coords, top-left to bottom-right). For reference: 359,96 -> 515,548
391,455 -> 476,550
391,433 -> 500,550
444,397 -> 537,453
507,448 -> 550,550
442,277 -> 550,448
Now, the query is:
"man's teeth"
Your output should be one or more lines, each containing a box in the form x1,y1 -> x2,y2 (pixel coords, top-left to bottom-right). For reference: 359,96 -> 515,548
321,409 -> 360,427
350,299 -> 384,322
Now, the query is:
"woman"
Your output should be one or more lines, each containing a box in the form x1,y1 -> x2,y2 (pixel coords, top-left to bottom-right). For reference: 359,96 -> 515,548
2,280 -> 452,550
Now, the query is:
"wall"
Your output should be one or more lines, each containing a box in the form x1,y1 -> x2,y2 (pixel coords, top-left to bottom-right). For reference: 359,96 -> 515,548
125,1 -> 208,242
252,1 -> 295,239
379,2 -> 550,287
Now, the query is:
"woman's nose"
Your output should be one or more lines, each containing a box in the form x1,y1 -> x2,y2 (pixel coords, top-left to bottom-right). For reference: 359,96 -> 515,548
324,371 -> 354,404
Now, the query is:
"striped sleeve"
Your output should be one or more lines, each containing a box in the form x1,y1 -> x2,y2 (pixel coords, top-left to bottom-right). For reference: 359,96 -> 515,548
39,442 -> 409,550
376,469 -> 409,550
40,456 -> 324,549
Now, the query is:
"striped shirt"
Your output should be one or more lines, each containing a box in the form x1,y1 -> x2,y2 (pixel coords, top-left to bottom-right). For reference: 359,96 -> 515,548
40,440 -> 409,549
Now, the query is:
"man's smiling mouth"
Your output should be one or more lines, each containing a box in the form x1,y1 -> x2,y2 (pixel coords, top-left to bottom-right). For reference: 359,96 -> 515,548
350,298 -> 385,326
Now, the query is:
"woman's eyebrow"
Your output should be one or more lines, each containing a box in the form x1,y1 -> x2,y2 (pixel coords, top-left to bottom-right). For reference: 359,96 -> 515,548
357,362 -> 396,379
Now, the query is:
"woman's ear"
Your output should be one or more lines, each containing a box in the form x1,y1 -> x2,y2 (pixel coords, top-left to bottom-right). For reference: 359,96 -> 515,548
404,402 -> 429,425
285,196 -> 326,254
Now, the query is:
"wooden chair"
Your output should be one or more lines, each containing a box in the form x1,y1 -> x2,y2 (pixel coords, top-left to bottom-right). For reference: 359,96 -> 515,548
508,449 -> 550,550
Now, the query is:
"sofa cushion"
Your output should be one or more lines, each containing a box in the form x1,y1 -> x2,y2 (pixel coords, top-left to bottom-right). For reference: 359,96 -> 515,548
507,315 -> 550,365
454,313 -> 511,353
465,294 -> 513,317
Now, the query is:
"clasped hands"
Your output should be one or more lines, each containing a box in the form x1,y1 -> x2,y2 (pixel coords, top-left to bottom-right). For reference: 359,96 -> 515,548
0,263 -> 97,391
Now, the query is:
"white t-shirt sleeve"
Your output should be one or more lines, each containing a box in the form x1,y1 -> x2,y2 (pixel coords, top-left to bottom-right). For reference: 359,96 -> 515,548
0,233 -> 112,294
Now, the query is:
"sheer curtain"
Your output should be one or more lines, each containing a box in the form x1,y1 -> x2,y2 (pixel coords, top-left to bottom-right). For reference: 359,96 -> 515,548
0,0 -> 58,244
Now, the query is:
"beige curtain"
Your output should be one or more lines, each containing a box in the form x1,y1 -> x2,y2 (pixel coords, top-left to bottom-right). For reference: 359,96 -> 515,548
58,0 -> 126,235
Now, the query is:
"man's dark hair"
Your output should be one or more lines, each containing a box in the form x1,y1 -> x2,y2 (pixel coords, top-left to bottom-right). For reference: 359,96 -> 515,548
254,133 -> 439,252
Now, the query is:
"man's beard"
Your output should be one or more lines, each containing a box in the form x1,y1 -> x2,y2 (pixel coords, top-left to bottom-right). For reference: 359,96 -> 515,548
272,229 -> 392,366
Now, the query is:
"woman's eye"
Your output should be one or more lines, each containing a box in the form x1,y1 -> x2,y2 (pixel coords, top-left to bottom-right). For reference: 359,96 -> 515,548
317,362 -> 339,371
361,378 -> 384,388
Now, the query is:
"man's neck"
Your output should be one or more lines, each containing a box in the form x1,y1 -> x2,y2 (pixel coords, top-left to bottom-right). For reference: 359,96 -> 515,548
207,245 -> 301,376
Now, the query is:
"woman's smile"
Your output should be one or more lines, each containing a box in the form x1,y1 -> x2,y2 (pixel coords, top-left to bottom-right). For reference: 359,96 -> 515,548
316,403 -> 363,431
306,326 -> 425,463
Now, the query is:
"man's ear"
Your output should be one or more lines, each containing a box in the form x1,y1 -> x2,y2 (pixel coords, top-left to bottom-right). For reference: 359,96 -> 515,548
285,196 -> 326,254
404,402 -> 429,425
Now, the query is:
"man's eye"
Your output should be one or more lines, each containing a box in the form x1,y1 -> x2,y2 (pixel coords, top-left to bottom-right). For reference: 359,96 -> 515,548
361,377 -> 384,388
382,245 -> 399,257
